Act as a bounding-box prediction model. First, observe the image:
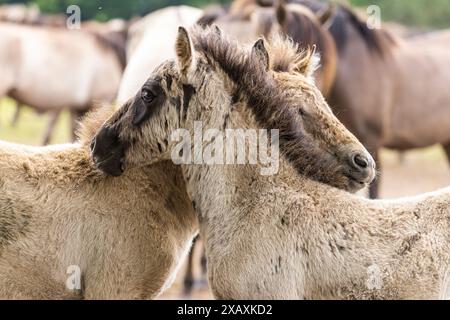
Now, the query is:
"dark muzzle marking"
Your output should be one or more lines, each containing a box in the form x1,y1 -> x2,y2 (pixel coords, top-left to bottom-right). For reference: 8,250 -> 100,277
91,125 -> 127,177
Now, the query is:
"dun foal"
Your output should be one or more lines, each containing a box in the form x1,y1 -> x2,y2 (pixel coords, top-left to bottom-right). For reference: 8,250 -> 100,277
93,27 -> 450,299
91,27 -> 450,299
0,108 -> 197,299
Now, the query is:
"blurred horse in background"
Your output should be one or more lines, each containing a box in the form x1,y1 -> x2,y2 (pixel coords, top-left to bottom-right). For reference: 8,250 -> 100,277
0,22 -> 126,144
0,4 -> 66,129
0,9 -> 127,134
200,0 -> 337,97
117,6 -> 203,104
0,3 -> 66,27
0,4 -> 40,25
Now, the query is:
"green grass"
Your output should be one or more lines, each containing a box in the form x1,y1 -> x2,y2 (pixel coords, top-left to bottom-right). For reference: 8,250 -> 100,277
0,98 -> 71,146
349,0 -> 450,29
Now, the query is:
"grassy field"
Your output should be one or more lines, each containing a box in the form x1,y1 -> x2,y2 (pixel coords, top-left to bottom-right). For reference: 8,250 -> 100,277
349,0 -> 450,29
0,98 -> 71,146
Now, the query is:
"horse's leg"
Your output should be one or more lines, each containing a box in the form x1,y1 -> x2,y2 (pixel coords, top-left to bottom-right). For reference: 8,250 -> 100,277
183,235 -> 198,296
200,247 -> 207,276
70,109 -> 89,142
397,151 -> 407,165
11,101 -> 21,127
443,143 -> 450,164
368,148 -> 380,199
42,110 -> 61,145
198,245 -> 208,288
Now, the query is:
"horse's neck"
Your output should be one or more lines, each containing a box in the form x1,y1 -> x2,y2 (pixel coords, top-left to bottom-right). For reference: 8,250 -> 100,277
181,155 -> 302,247
180,106 -> 294,236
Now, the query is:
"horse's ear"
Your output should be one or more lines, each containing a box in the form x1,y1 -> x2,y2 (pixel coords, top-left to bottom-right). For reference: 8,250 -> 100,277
275,0 -> 288,27
295,45 -> 320,79
252,38 -> 270,72
175,26 -> 193,75
316,4 -> 336,28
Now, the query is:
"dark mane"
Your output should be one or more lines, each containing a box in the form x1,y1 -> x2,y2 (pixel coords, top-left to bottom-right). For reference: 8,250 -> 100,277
296,0 -> 396,57
91,30 -> 128,70
197,5 -> 230,27
274,5 -> 335,68
283,9 -> 324,48
191,27 -> 344,185
332,5 -> 396,56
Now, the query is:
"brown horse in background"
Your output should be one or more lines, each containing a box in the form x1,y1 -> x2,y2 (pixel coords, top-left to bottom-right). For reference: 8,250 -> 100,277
233,0 -> 450,199
200,0 -> 337,98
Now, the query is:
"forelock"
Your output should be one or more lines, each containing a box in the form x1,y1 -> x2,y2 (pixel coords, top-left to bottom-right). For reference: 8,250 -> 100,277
267,34 -> 300,73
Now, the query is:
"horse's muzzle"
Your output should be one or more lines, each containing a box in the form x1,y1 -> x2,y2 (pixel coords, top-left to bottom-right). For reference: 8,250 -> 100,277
345,151 -> 377,190
91,126 -> 126,177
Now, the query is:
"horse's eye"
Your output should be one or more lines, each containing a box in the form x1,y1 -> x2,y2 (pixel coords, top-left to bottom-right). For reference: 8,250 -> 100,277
141,89 -> 155,103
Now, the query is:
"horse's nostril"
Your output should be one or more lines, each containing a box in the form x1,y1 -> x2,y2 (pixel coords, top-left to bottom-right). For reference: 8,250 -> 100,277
352,154 -> 369,169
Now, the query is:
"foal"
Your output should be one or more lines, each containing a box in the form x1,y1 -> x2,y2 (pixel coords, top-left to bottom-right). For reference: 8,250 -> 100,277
93,27 -> 449,299
0,107 -> 197,299
91,27 -> 435,300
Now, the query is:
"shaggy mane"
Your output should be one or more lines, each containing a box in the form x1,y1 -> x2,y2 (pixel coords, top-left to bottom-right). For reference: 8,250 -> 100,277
190,26 -> 344,186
